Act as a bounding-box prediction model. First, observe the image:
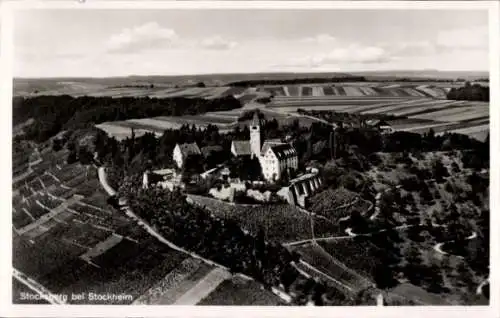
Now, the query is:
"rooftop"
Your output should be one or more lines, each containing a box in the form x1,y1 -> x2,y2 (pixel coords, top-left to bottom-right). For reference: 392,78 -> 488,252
232,140 -> 252,156
152,168 -> 175,176
290,172 -> 319,184
270,143 -> 297,160
201,145 -> 224,157
177,142 -> 201,157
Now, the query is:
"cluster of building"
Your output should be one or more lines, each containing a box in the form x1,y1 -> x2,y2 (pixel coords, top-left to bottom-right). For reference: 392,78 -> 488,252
173,113 -> 299,182
143,113 -> 324,206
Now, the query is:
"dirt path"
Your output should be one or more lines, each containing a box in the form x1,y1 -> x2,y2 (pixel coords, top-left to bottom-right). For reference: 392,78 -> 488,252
376,293 -> 384,306
98,166 -> 116,196
432,231 -> 476,258
476,278 -> 489,295
345,223 -> 415,238
173,267 -> 231,305
297,260 -> 354,293
98,167 -> 293,304
13,268 -> 66,304
16,195 -> 83,235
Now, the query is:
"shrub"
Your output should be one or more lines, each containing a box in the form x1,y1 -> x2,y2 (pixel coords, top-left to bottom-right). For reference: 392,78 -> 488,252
400,176 -> 420,192
445,181 -> 454,193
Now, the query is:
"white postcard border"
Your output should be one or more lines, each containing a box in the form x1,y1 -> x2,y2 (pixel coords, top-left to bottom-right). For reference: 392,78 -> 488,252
0,1 -> 498,317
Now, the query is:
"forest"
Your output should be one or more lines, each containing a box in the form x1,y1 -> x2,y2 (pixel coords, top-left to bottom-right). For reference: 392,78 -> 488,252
12,95 -> 241,142
119,179 -> 364,305
446,82 -> 489,102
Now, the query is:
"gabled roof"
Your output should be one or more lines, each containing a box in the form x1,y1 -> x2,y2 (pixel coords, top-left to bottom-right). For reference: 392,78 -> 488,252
261,139 -> 285,155
152,168 -> 175,176
269,144 -> 297,160
265,138 -> 282,144
231,140 -> 252,156
367,119 -> 380,126
201,145 -> 224,158
177,142 -> 201,157
366,119 -> 390,127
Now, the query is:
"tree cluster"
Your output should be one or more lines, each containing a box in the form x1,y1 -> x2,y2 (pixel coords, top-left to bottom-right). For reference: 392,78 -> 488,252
120,183 -> 347,305
447,82 -> 489,102
13,95 -> 241,142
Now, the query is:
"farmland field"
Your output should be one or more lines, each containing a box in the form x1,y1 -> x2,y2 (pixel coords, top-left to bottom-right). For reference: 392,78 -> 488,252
318,239 -> 384,279
133,257 -> 209,305
96,107 -> 241,140
12,148 -> 201,304
199,276 -> 284,305
91,80 -> 487,141
39,239 -> 189,304
290,243 -> 373,294
255,84 -> 451,99
277,94 -> 489,141
187,194 -> 343,242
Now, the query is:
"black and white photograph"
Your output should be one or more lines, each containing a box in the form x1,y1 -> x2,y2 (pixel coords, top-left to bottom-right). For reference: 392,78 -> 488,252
1,0 -> 498,316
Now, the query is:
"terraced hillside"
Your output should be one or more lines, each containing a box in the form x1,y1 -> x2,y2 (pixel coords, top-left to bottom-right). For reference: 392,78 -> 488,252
187,194 -> 345,243
12,146 -> 285,305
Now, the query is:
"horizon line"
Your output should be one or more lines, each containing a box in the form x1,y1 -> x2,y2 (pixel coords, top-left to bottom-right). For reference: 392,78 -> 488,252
14,69 -> 489,80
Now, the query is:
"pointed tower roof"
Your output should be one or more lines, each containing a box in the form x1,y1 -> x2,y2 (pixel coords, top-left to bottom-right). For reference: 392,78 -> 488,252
251,111 -> 260,126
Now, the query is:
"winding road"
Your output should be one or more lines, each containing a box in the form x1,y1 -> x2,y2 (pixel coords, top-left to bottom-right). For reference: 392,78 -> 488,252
432,231 -> 477,258
97,166 -> 293,304
345,223 -> 416,238
97,167 -> 116,196
476,278 -> 488,296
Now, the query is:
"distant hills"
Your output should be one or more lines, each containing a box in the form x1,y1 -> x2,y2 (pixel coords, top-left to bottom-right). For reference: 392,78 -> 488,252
13,70 -> 488,96
350,70 -> 488,81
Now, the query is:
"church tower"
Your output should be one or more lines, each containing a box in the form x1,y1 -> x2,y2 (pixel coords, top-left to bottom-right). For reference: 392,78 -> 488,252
250,112 -> 261,158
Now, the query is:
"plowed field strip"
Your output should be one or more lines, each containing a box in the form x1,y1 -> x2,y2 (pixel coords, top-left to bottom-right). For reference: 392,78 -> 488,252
133,258 -> 203,305
174,267 -> 232,305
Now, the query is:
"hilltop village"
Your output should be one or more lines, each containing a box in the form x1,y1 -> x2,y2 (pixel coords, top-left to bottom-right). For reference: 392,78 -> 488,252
12,78 -> 490,306
143,112 -> 320,206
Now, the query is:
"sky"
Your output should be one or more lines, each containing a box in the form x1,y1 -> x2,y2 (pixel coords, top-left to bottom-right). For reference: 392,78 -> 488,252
14,9 -> 489,77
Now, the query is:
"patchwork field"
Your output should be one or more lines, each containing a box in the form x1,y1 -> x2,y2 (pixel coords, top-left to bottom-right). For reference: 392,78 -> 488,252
96,110 -> 241,140
259,83 -> 449,99
15,81 -> 258,102
12,147 -> 190,304
88,79 -> 488,142
279,96 -> 489,141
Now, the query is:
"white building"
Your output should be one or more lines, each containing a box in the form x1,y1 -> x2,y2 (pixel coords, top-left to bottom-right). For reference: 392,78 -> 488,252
173,142 -> 202,169
249,114 -> 261,158
277,170 -> 322,207
259,143 -> 298,181
142,168 -> 181,191
230,114 -> 262,158
366,119 -> 394,134
231,112 -> 299,182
